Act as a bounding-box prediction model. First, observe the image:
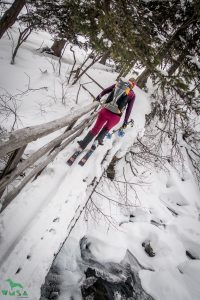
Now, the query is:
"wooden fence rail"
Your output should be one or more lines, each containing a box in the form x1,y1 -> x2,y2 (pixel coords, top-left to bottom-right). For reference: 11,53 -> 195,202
0,113 -> 97,195
0,128 -> 83,212
0,104 -> 99,213
0,73 -> 104,213
0,145 -> 26,198
0,117 -> 97,212
0,101 -> 98,158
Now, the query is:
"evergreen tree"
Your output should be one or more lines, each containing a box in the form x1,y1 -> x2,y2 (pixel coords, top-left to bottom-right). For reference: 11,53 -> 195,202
20,0 -> 157,61
136,0 -> 200,90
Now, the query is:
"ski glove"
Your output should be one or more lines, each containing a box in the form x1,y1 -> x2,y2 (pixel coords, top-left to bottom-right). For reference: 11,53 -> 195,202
96,94 -> 102,102
118,129 -> 125,137
122,121 -> 127,129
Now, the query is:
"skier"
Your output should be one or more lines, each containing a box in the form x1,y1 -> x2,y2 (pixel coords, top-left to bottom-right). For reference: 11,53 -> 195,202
78,77 -> 136,150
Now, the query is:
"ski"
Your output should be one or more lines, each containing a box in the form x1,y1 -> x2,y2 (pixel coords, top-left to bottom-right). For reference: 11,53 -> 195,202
67,150 -> 82,166
78,144 -> 97,166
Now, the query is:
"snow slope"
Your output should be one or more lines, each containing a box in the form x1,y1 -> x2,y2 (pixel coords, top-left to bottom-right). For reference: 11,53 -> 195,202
0,26 -> 200,300
51,159 -> 200,300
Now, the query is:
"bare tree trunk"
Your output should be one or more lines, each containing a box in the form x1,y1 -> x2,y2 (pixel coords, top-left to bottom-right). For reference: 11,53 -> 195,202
51,39 -> 66,57
0,0 -> 26,39
11,26 -> 32,64
68,46 -> 76,83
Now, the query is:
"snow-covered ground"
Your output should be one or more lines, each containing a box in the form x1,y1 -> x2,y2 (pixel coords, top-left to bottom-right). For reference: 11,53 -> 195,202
0,26 -> 200,300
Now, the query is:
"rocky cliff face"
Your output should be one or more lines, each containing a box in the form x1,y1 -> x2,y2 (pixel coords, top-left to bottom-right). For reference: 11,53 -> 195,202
40,236 -> 154,300
80,237 -> 154,300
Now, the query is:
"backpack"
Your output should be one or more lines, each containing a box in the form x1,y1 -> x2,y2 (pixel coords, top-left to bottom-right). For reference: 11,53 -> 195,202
105,77 -> 133,114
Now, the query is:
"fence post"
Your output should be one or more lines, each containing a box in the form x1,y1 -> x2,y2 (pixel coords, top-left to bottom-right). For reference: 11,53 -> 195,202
0,145 -> 26,198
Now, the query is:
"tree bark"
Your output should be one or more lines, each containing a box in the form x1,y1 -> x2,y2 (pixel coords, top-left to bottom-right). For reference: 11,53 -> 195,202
0,128 -> 83,213
11,26 -> 32,64
0,145 -> 26,198
0,116 -> 96,193
0,102 -> 98,157
0,0 -> 26,39
51,39 -> 66,57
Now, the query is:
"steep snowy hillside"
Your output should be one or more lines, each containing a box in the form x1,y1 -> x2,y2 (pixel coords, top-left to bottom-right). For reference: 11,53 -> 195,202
0,25 -> 200,300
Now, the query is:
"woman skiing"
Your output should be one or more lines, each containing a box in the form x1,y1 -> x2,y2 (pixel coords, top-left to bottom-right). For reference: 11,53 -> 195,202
78,77 -> 136,150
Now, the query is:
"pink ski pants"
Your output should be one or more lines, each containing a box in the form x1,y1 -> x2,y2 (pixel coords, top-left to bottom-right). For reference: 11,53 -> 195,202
91,107 -> 121,136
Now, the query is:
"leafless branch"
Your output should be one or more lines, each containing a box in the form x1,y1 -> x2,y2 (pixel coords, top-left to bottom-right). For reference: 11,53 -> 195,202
68,46 -> 76,84
58,42 -> 68,76
10,25 -> 33,65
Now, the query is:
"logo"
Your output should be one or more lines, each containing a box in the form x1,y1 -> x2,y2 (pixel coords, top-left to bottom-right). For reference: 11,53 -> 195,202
1,278 -> 29,298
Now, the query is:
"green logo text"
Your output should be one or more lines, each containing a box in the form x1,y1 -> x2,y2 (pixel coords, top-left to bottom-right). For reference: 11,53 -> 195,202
1,278 -> 29,298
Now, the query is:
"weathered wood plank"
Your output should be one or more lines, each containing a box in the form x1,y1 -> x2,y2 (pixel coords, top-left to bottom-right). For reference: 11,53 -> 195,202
0,146 -> 26,180
0,102 -> 98,157
0,145 -> 26,198
0,113 -> 97,193
0,128 -> 83,213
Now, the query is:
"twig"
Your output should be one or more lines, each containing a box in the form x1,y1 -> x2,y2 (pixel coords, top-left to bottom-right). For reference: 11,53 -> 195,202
94,190 -> 135,207
85,72 -> 104,90
68,46 -> 77,84
58,42 -> 68,76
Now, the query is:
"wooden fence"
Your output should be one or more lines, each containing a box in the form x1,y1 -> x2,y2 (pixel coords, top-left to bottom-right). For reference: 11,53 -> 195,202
0,101 -> 99,213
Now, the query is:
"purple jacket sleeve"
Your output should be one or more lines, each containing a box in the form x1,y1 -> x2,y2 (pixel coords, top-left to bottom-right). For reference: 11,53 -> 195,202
124,91 -> 135,123
98,84 -> 115,98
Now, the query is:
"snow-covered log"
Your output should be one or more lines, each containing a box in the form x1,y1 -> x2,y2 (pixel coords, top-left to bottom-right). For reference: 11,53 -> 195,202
0,127 -> 86,212
0,114 -> 97,196
0,102 -> 99,158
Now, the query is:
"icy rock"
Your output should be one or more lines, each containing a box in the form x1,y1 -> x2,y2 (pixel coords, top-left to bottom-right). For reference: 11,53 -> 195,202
142,241 -> 155,257
80,236 -> 154,300
40,271 -> 61,299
